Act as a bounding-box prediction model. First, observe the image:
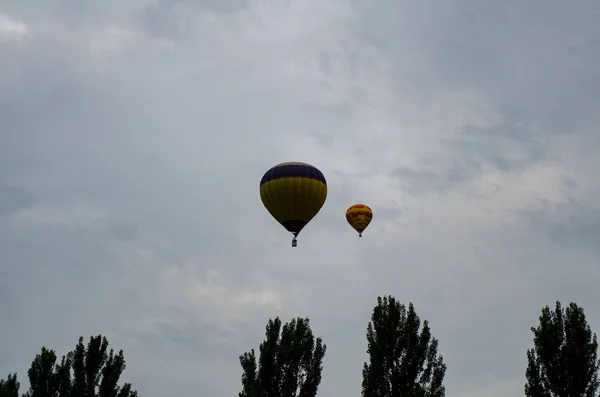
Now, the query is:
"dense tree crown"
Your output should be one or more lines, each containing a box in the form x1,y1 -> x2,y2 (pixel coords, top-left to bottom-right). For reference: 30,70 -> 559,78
0,374 -> 19,397
0,335 -> 137,397
525,301 -> 600,397
362,296 -> 446,397
238,317 -> 326,397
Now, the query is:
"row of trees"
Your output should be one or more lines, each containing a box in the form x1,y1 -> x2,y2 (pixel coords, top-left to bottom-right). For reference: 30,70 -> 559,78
0,336 -> 137,397
1,297 -> 598,397
237,297 -> 600,397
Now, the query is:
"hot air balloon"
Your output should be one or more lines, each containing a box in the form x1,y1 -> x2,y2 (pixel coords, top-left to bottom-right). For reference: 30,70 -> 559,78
260,162 -> 327,247
346,204 -> 373,237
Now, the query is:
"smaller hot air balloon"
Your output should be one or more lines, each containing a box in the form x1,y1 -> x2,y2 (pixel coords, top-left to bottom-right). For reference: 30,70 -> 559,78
346,204 -> 373,237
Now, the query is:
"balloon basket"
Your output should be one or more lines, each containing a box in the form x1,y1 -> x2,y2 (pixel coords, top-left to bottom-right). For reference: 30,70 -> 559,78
292,238 -> 297,247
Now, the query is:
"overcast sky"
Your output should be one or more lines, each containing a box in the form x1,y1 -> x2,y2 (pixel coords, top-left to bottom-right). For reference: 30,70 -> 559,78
1,1 -> 599,396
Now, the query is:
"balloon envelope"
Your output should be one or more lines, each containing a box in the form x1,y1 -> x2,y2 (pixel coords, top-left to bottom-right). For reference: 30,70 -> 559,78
260,162 -> 327,239
346,204 -> 373,236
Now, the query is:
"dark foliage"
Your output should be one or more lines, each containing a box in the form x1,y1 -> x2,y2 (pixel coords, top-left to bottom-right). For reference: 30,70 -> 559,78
362,296 -> 446,397
525,301 -> 600,397
0,335 -> 137,397
0,373 -> 20,397
239,317 -> 327,397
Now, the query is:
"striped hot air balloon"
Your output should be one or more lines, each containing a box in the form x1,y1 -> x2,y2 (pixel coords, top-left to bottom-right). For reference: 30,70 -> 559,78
346,204 -> 373,237
259,162 -> 327,247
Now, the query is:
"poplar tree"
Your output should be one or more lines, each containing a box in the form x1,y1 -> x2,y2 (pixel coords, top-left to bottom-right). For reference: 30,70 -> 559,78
362,296 -> 446,397
525,301 -> 600,397
0,335 -> 137,397
239,317 -> 326,397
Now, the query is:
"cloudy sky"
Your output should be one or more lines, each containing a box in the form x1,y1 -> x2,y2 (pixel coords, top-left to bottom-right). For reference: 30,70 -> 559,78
1,0 -> 599,396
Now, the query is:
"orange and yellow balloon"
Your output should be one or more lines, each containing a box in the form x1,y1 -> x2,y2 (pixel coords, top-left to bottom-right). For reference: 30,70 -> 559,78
260,162 -> 327,247
346,204 -> 373,237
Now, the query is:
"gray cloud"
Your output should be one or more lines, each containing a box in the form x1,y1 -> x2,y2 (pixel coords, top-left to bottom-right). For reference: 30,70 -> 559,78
1,1 -> 599,397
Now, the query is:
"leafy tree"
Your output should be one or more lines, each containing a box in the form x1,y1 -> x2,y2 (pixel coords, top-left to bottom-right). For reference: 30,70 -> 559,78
362,296 -> 446,397
525,301 -> 600,397
0,373 -> 19,397
0,334 -> 137,397
238,317 -> 327,397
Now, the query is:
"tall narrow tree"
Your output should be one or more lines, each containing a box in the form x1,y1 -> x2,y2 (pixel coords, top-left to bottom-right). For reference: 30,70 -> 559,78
239,317 -> 327,397
525,301 -> 600,397
362,296 -> 446,397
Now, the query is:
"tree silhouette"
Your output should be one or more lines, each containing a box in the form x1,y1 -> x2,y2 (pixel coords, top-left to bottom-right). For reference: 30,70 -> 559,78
0,373 -> 19,397
239,317 -> 327,397
525,301 -> 600,397
0,334 -> 137,397
362,296 -> 446,397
